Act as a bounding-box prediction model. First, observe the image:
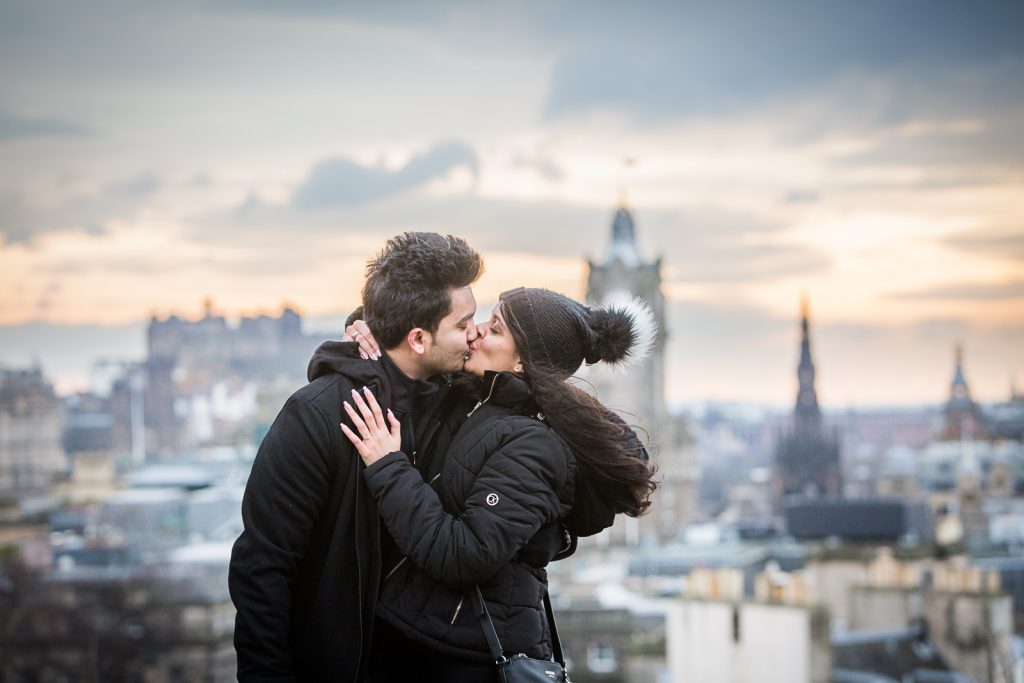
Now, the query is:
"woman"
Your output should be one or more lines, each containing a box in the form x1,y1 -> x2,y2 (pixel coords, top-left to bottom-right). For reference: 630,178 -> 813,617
341,287 -> 657,682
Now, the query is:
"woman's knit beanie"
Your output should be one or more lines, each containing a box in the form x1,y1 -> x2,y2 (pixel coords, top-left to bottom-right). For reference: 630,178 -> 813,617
499,287 -> 656,377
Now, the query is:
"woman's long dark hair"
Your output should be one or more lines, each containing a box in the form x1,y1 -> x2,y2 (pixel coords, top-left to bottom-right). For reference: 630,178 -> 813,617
501,300 -> 658,518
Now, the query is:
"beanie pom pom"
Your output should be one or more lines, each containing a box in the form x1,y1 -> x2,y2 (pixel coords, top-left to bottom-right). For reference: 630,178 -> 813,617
585,295 -> 657,367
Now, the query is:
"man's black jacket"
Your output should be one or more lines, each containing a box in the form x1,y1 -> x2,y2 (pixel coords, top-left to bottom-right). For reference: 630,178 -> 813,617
229,341 -> 451,682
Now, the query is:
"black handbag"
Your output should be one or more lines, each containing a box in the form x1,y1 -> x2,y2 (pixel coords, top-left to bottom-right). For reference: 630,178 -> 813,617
471,585 -> 572,683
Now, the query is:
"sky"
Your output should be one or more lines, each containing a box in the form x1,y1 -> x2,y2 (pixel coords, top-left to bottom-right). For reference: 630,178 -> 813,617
1,0 -> 1022,407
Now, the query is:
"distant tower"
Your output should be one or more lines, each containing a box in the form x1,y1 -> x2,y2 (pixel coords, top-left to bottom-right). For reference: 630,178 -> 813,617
585,205 -> 666,429
585,204 -> 697,544
794,297 -> 820,426
941,345 -> 985,441
774,298 -> 842,506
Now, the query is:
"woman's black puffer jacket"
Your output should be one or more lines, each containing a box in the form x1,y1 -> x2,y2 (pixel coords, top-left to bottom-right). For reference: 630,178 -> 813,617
362,371 -> 576,662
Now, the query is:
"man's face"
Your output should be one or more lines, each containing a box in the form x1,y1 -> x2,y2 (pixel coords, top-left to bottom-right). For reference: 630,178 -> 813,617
421,286 -> 478,375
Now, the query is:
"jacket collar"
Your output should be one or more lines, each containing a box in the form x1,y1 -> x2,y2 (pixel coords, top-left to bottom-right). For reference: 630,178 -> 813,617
478,371 -> 535,412
378,351 -> 440,417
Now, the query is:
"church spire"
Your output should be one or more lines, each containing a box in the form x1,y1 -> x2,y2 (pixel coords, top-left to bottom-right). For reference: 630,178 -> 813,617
950,344 -> 970,404
942,344 -> 985,441
795,296 -> 821,425
774,295 -> 842,503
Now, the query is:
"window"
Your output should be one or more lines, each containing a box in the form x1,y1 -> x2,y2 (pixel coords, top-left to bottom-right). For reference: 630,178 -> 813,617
586,642 -> 617,674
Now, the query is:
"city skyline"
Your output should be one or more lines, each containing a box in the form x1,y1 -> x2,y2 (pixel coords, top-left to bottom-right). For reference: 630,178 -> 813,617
1,1 -> 1022,405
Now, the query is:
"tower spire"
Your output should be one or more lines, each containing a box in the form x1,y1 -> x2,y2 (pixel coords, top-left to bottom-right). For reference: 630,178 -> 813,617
942,343 -> 984,441
795,297 -> 820,425
950,344 -> 970,403
774,294 -> 842,503
602,204 -> 642,267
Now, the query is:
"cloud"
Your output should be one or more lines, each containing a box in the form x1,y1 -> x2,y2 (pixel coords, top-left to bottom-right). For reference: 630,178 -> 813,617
0,112 -> 93,141
784,190 -> 820,205
209,0 -> 459,23
104,172 -> 160,198
889,279 -> 1024,301
835,114 -> 1024,169
510,155 -> 565,182
542,2 -> 1024,124
291,141 -> 478,210
201,191 -> 830,286
942,227 -> 1024,263
635,208 -> 832,283
0,171 -> 162,245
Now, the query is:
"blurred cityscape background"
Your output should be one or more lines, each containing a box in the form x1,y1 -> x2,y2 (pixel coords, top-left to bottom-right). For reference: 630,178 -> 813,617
1,2 -> 1023,682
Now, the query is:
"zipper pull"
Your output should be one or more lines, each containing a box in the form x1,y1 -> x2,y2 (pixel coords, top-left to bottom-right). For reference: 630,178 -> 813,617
467,374 -> 502,417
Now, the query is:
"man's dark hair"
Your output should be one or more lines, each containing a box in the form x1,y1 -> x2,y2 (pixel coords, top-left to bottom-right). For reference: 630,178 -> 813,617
362,232 -> 483,349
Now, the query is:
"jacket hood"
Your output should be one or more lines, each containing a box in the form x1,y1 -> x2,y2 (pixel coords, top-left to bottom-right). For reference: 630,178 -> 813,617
307,340 -> 383,384
307,341 -> 444,413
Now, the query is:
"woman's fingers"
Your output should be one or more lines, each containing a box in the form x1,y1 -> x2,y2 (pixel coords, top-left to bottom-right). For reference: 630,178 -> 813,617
342,401 -> 370,439
350,389 -> 384,431
352,321 -> 380,359
341,387 -> 401,468
340,422 -> 364,449
361,388 -> 387,431
344,320 -> 380,360
343,324 -> 370,360
340,391 -> 401,468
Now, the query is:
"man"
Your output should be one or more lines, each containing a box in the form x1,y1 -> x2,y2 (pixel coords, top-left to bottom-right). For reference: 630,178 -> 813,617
229,232 -> 483,681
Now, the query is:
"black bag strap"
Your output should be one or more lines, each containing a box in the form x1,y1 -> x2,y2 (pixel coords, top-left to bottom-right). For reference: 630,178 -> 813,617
472,586 -> 507,664
543,590 -> 565,665
471,586 -> 565,666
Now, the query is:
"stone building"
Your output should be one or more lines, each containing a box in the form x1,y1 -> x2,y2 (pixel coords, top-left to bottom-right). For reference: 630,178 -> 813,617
0,561 -> 235,682
847,553 -> 1017,683
584,205 -> 698,544
667,567 -> 833,683
124,301 -> 324,459
668,557 -> 1014,683
0,367 -> 66,501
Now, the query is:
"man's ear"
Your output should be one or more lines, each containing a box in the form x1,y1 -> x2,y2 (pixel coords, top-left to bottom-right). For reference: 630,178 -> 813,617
406,328 -> 429,356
